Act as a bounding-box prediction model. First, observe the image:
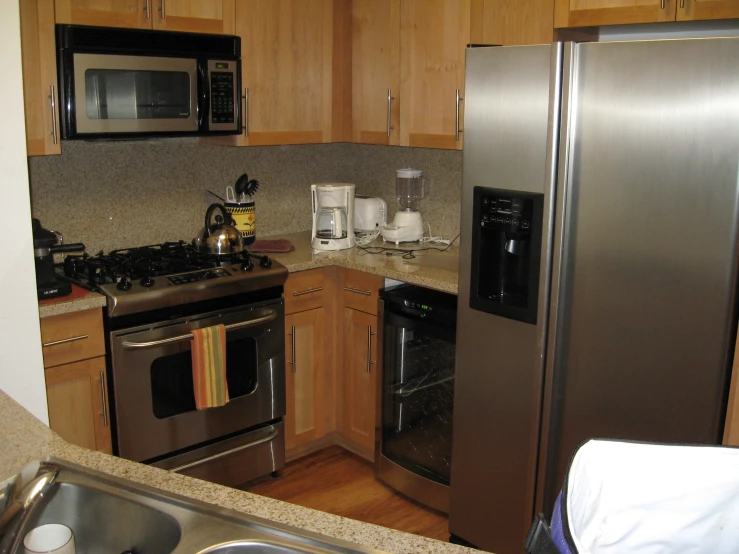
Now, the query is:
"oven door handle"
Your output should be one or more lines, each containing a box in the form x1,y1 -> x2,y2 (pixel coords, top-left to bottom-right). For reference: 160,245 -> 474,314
169,425 -> 279,473
120,311 -> 277,350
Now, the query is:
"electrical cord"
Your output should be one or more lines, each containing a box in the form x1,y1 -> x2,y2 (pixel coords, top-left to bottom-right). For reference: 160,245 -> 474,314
356,233 -> 460,260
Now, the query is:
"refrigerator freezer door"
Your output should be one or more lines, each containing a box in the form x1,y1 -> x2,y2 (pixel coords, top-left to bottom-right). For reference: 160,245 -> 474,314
539,38 -> 739,518
451,44 -> 562,554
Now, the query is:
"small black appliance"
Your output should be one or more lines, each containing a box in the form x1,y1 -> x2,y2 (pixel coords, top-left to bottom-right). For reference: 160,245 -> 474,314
32,218 -> 84,300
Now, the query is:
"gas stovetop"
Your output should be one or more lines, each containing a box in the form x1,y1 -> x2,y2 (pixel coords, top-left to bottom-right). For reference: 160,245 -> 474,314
61,241 -> 288,317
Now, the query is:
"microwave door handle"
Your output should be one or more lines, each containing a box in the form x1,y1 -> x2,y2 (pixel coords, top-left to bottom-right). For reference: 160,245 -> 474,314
197,63 -> 208,130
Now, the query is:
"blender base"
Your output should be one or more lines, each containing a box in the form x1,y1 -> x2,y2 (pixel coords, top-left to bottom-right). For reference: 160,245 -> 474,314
381,211 -> 424,244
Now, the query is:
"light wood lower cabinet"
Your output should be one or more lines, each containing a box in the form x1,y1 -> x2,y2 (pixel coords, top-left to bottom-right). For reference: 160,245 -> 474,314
45,357 -> 112,454
284,308 -> 326,450
39,309 -> 112,454
342,307 -> 378,456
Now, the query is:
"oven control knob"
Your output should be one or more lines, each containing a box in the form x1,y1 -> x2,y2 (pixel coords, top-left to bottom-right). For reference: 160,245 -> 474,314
259,256 -> 272,268
241,259 -> 254,271
117,277 -> 133,291
140,276 -> 155,287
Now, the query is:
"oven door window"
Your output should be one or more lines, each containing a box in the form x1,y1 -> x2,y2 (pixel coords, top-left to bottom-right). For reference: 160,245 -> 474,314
382,315 -> 456,485
150,336 -> 258,419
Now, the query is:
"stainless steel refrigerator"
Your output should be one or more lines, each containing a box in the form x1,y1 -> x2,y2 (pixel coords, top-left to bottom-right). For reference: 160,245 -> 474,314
451,39 -> 739,554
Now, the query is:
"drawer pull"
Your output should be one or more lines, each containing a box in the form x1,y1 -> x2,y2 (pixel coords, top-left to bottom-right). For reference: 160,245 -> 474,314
293,286 -> 323,297
43,334 -> 88,347
170,426 -> 279,473
97,371 -> 108,427
345,287 -> 371,296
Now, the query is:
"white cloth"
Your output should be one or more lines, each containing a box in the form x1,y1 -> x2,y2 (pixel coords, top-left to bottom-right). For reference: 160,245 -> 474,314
566,440 -> 739,554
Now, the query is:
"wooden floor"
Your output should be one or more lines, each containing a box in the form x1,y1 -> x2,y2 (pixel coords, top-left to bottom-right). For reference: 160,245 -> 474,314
244,446 -> 450,542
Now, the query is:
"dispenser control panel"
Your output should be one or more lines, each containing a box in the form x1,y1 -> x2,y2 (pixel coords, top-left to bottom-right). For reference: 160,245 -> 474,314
479,193 -> 534,231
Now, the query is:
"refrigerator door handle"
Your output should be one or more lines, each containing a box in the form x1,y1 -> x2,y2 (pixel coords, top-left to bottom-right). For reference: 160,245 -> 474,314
534,41 -> 578,517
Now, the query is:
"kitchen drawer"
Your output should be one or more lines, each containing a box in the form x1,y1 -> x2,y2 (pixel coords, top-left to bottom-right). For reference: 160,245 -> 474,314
342,269 -> 382,315
284,269 -> 325,314
153,422 -> 285,487
40,308 -> 105,368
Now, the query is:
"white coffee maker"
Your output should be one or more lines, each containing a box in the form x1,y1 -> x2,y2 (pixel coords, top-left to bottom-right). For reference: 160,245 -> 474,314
311,183 -> 355,251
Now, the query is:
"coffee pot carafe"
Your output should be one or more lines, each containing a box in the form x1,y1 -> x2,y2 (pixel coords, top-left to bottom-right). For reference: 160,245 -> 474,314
311,183 -> 355,251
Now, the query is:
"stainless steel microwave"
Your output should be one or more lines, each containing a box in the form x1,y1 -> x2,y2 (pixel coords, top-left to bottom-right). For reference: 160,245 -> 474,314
56,25 -> 241,139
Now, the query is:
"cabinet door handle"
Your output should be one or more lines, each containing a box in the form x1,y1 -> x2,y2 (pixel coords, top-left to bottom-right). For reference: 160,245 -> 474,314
288,325 -> 296,373
387,88 -> 395,137
344,287 -> 371,296
144,0 -> 151,18
661,0 -> 665,8
97,371 -> 108,427
293,286 -> 323,297
48,86 -> 58,145
456,88 -> 464,142
159,0 -> 165,18
42,334 -> 88,347
366,326 -> 376,373
679,0 -> 685,7
243,88 -> 249,137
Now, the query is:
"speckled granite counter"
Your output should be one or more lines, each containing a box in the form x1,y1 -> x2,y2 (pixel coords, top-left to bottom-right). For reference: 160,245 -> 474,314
35,231 -> 458,318
265,232 -> 459,295
0,390 -> 476,554
38,286 -> 107,319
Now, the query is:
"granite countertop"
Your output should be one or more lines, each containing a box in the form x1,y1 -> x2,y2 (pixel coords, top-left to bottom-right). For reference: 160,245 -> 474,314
38,285 -> 107,319
0,390 -> 475,554
37,231 -> 460,317
265,231 -> 459,294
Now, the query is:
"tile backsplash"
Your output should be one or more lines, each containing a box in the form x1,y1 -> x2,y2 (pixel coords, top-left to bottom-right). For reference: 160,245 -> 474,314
28,140 -> 461,253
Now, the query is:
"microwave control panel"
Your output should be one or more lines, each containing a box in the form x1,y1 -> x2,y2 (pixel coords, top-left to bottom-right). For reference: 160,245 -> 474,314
208,60 -> 238,131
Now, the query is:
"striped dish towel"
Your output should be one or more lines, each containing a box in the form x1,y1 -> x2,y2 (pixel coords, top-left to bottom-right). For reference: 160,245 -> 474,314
191,324 -> 230,410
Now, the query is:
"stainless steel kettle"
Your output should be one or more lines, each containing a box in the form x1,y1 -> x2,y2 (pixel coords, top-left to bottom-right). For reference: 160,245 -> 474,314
193,203 -> 244,255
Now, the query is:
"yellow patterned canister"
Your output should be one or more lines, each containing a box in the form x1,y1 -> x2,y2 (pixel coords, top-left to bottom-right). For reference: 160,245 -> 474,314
224,201 -> 256,245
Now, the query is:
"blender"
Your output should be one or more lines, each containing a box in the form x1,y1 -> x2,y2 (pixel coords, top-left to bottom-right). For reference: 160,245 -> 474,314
381,168 -> 427,244
311,183 -> 356,251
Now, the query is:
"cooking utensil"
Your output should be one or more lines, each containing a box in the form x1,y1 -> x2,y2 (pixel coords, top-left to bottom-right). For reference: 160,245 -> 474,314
207,189 -> 226,202
235,173 -> 260,203
192,204 -> 244,255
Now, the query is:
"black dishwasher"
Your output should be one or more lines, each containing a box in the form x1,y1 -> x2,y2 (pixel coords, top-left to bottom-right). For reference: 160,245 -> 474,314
376,284 -> 457,514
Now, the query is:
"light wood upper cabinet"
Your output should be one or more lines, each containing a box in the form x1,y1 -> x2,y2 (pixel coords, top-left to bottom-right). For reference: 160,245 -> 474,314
151,0 -> 235,34
234,0 -> 336,146
553,0 -> 739,26
399,0 -> 470,150
342,307 -> 378,455
55,0 -> 235,33
476,0 -> 555,45
352,0 -> 401,145
55,0 -> 153,29
20,0 -> 61,157
554,0 -> 675,27
677,0 -> 739,21
284,308 -> 326,450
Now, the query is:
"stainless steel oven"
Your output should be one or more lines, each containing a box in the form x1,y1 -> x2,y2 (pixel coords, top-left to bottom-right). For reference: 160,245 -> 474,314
61,244 -> 288,486
109,297 -> 285,485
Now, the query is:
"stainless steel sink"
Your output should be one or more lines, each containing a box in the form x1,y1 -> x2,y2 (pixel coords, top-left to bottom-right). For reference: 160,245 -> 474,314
2,458 -> 384,554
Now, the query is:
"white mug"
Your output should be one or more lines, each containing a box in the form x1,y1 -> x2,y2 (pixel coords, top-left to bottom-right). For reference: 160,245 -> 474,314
23,524 -> 75,554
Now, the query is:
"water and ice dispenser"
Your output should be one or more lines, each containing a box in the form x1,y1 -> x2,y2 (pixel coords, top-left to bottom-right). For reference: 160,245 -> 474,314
469,187 -> 544,324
